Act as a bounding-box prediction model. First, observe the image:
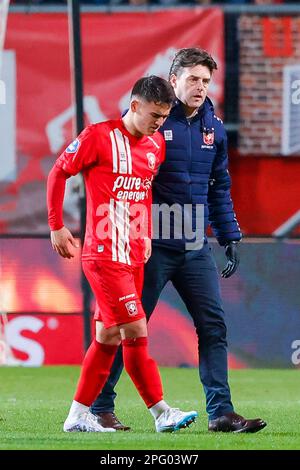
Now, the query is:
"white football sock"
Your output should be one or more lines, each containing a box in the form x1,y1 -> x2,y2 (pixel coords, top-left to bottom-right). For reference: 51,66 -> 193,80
149,400 -> 170,419
67,400 -> 89,419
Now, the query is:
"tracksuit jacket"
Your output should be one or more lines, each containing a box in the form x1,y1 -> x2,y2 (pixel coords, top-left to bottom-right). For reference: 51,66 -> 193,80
153,98 -> 242,250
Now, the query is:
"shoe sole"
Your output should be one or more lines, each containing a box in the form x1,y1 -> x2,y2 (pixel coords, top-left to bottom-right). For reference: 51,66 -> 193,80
159,412 -> 198,433
64,425 -> 89,432
64,425 -> 116,433
233,421 -> 267,434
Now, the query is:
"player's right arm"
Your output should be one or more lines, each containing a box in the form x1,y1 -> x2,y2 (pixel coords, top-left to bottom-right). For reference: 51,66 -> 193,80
47,125 -> 99,259
51,226 -> 79,259
47,165 -> 79,258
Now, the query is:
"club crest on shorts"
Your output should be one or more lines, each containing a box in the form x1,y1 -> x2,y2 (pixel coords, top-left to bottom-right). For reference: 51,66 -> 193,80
66,138 -> 80,154
147,152 -> 156,170
203,129 -> 214,145
125,300 -> 138,316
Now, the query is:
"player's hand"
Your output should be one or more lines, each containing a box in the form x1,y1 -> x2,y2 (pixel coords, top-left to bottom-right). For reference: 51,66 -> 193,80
50,226 -> 79,259
143,237 -> 152,263
221,241 -> 240,278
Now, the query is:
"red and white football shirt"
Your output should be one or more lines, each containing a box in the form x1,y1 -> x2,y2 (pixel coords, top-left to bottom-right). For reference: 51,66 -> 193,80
55,119 -> 165,266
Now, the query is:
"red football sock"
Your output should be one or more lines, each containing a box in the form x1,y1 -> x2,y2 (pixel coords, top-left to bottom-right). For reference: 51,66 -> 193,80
122,337 -> 163,408
74,340 -> 118,406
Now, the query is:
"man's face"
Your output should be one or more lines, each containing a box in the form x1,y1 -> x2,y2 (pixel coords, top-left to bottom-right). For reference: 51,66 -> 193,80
170,64 -> 211,110
131,99 -> 171,136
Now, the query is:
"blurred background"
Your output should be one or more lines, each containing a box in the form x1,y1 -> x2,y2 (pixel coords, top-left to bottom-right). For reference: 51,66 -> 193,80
0,0 -> 300,368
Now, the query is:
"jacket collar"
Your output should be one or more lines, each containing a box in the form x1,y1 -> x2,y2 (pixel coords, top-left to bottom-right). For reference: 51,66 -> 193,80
171,97 -> 215,131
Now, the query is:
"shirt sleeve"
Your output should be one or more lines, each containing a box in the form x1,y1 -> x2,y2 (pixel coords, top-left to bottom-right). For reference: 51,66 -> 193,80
47,165 -> 69,231
55,125 -> 99,176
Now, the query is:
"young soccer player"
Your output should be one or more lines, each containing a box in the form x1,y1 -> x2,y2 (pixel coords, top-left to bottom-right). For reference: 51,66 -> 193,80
47,76 -> 198,433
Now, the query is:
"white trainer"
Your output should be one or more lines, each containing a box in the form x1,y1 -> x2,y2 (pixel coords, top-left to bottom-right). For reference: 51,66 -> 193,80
155,408 -> 198,433
63,410 -> 116,432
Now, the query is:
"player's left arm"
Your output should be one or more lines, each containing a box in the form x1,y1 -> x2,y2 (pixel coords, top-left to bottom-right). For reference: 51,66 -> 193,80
143,134 -> 166,262
143,236 -> 152,263
158,135 -> 166,165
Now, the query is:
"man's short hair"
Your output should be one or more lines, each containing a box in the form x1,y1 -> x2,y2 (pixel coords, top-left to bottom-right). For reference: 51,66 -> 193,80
131,75 -> 175,105
169,48 -> 218,78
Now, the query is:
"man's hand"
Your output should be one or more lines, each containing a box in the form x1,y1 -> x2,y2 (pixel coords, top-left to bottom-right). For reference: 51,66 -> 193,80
50,226 -> 79,259
143,237 -> 152,263
221,241 -> 240,278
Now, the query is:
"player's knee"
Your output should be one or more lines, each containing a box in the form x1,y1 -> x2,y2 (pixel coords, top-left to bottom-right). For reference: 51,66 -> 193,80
96,333 -> 121,346
96,323 -> 121,345
120,318 -> 147,339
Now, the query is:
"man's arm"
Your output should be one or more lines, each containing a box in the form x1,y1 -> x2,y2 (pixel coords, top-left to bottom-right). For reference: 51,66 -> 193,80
47,165 -> 79,259
207,123 -> 241,277
207,124 -> 241,245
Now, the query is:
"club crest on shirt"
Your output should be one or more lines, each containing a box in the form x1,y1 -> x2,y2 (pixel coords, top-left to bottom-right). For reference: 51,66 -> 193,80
142,176 -> 153,191
203,130 -> 214,146
147,152 -> 156,170
125,300 -> 138,316
66,138 -> 80,154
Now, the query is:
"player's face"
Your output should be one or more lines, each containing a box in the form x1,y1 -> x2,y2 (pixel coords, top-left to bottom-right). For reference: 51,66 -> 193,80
170,64 -> 211,112
132,99 -> 171,137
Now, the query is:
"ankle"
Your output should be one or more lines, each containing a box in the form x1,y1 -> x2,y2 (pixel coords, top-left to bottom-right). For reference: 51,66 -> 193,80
149,400 -> 170,419
68,400 -> 89,419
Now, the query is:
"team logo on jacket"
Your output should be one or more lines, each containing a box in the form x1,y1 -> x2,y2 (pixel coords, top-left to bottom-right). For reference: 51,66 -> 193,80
147,152 -> 156,170
203,130 -> 214,145
65,138 -> 80,154
125,300 -> 138,316
164,130 -> 173,141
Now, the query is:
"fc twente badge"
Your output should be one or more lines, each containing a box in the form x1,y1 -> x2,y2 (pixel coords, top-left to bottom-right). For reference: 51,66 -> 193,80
203,128 -> 215,145
125,300 -> 138,317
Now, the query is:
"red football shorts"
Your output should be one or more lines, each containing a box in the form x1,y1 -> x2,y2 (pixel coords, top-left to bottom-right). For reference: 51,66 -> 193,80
82,260 -> 145,329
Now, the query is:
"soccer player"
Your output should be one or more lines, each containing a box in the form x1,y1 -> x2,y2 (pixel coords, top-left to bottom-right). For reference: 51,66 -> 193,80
47,76 -> 198,433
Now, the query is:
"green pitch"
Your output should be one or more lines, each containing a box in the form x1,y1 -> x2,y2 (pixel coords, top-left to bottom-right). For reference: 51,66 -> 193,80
0,367 -> 299,450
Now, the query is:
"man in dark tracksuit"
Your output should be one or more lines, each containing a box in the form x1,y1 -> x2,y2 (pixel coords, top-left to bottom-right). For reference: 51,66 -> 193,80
91,48 -> 267,433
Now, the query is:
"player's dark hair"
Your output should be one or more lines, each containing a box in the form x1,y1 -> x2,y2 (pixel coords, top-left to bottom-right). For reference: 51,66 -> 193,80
169,48 -> 217,79
131,75 -> 175,105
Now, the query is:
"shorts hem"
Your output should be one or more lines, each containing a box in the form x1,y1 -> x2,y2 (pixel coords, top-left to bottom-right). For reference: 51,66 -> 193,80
94,313 -> 145,329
